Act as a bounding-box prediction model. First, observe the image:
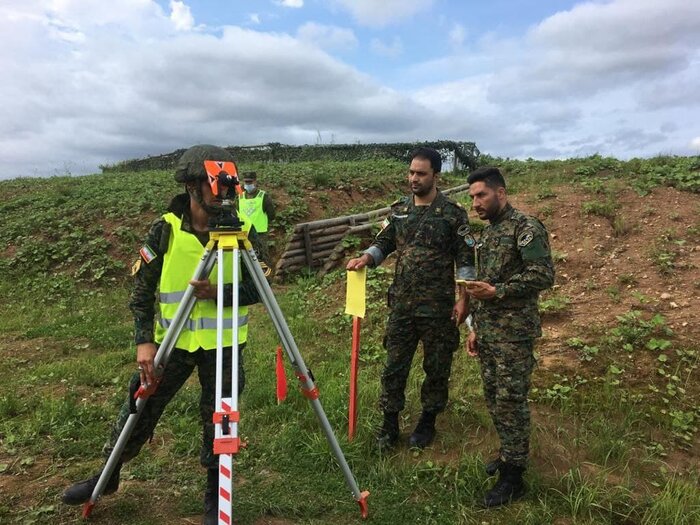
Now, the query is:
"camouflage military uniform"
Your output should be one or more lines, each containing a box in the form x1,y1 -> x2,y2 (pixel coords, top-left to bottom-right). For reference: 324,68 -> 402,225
471,203 -> 554,467
103,193 -> 261,468
365,191 -> 475,414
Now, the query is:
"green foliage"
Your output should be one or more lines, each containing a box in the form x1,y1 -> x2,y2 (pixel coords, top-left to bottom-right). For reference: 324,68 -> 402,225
535,185 -> 557,200
2,153 -> 700,524
607,311 -> 672,349
641,475 -> 700,524
649,230 -> 686,275
582,198 -> 617,220
481,154 -> 700,196
629,155 -> 700,195
538,292 -> 571,314
617,273 -> 638,286
103,140 -> 481,172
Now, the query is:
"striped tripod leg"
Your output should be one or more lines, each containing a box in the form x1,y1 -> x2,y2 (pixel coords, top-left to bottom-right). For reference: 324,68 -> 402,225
218,450 -> 233,525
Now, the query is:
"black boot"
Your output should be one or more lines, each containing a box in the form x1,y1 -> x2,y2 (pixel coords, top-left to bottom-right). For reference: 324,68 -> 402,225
485,456 -> 503,476
483,462 -> 526,508
376,412 -> 399,452
408,411 -> 437,449
203,468 -> 219,525
61,463 -> 122,506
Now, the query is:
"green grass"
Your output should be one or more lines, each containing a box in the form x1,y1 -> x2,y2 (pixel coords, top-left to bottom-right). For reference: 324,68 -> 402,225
2,268 -> 697,524
1,155 -> 699,524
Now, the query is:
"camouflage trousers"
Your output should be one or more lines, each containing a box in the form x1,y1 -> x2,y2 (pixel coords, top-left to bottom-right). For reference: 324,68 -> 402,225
380,311 -> 460,414
477,339 -> 535,468
103,345 -> 245,468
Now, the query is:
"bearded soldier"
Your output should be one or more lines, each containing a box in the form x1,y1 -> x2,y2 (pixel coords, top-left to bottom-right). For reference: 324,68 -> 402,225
347,147 -> 474,451
464,166 -> 554,507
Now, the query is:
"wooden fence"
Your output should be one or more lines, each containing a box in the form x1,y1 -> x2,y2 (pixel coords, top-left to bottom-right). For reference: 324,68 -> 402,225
274,184 -> 470,280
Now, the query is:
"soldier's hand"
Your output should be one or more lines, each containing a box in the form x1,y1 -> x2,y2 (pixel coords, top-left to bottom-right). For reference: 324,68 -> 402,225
346,254 -> 371,271
466,331 -> 478,357
452,297 -> 467,326
137,343 -> 157,386
464,281 -> 497,300
189,279 -> 216,299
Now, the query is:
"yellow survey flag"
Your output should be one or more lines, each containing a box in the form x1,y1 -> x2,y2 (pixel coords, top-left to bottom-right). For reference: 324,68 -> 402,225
345,268 -> 367,318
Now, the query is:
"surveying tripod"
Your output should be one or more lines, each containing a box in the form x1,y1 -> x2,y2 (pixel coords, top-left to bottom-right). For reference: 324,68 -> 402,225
82,201 -> 369,522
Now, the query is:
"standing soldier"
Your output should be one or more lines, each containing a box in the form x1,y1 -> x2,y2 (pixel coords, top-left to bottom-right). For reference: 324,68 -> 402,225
463,166 -> 554,507
61,145 -> 263,525
347,147 -> 475,451
239,171 -> 275,264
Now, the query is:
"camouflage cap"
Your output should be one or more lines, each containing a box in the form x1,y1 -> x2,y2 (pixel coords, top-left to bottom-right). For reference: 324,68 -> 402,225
174,144 -> 234,183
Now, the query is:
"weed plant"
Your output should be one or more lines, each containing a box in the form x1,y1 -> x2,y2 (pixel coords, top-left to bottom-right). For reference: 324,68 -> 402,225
1,155 -> 699,523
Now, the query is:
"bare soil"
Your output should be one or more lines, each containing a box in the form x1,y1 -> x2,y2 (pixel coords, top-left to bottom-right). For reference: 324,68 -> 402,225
2,183 -> 698,523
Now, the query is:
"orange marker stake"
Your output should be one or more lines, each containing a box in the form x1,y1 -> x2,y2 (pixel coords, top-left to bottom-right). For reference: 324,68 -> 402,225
276,345 -> 287,404
348,316 -> 361,441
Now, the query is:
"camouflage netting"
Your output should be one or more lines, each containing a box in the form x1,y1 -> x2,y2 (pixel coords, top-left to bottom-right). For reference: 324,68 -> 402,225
102,140 -> 480,173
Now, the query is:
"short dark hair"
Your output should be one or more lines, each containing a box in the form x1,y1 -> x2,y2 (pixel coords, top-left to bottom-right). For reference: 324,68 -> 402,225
410,147 -> 442,173
467,166 -> 506,189
242,171 -> 257,181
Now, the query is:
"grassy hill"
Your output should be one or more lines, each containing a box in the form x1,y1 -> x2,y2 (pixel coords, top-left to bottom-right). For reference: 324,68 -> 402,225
0,155 -> 698,524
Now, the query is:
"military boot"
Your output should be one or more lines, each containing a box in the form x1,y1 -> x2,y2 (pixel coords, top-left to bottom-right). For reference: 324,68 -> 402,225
483,462 -> 526,508
61,463 -> 122,505
484,456 -> 504,476
376,412 -> 399,452
408,411 -> 437,449
203,468 -> 219,525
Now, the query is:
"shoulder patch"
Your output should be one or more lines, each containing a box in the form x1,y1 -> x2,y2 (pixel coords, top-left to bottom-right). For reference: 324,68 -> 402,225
517,231 -> 534,247
139,244 -> 157,264
380,217 -> 390,231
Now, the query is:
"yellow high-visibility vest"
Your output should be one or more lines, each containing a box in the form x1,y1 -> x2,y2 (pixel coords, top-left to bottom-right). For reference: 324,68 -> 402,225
154,212 -> 249,351
239,190 -> 268,233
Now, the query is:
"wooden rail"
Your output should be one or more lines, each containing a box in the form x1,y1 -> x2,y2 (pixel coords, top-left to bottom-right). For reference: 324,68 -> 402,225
274,184 -> 470,280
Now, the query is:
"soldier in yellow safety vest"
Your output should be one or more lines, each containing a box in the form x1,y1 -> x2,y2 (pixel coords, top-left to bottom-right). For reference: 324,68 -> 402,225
239,171 -> 275,262
62,145 -> 263,525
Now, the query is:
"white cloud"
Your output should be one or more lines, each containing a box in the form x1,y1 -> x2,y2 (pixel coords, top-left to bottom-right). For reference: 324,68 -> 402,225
297,22 -> 357,51
169,1 -> 194,31
275,0 -> 303,8
1,0 -> 699,178
690,137 -> 700,151
0,2 -> 424,177
333,0 -> 434,27
448,23 -> 466,48
405,0 -> 700,159
249,13 -> 261,25
370,36 -> 403,58
489,0 -> 700,103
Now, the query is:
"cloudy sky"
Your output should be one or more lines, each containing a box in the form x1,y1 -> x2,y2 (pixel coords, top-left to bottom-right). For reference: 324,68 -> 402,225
2,0 -> 699,178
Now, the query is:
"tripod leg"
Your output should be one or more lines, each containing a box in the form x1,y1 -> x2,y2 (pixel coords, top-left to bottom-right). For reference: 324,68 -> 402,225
241,249 -> 369,518
213,244 -> 240,525
83,246 -> 219,518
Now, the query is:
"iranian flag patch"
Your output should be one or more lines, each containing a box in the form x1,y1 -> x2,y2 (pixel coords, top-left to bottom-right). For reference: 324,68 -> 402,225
139,244 -> 157,264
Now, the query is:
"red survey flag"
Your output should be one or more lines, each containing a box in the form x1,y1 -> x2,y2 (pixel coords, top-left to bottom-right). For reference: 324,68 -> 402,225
345,268 -> 366,441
